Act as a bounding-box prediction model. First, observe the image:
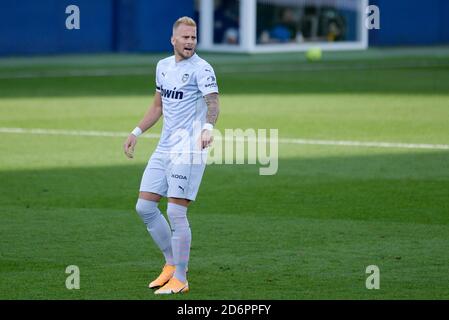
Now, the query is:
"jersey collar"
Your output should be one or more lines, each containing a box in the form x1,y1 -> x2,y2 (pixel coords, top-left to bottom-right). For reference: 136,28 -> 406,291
174,53 -> 198,66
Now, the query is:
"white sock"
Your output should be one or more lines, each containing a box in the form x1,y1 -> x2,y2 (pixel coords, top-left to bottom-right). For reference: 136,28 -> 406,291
167,203 -> 191,283
136,199 -> 174,265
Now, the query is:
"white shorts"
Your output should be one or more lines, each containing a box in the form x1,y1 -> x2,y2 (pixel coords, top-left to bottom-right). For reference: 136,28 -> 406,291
139,152 -> 207,201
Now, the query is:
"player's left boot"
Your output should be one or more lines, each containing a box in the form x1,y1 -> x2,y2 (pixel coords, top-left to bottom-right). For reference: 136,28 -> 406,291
154,277 -> 189,295
148,264 -> 175,289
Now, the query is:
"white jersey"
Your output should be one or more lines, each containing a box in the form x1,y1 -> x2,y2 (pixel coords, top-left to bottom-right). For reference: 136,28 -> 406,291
154,53 -> 219,154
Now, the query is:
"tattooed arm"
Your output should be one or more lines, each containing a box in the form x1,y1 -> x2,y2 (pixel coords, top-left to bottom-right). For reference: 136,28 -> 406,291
204,93 -> 220,126
201,93 -> 220,149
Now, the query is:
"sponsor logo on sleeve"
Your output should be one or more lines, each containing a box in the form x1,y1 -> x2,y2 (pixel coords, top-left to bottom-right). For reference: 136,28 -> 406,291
205,75 -> 217,88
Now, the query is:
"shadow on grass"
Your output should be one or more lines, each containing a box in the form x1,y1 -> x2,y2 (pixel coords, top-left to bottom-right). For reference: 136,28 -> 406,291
1,151 -> 448,224
1,62 -> 449,98
1,151 -> 449,299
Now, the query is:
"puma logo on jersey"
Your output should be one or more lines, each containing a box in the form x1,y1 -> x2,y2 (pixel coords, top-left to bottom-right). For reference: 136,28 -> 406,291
161,86 -> 184,100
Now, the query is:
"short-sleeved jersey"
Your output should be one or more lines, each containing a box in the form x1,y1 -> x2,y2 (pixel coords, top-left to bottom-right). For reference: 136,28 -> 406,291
154,53 -> 218,154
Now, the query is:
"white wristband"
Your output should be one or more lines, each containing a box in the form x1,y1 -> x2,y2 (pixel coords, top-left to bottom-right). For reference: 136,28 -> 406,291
131,127 -> 142,137
203,123 -> 214,131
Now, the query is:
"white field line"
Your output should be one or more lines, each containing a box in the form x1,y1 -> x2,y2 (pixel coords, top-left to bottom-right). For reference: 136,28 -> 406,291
0,127 -> 159,139
1,127 -> 448,151
0,61 -> 448,79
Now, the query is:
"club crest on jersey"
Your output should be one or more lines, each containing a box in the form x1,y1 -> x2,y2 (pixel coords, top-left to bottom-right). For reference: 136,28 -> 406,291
182,73 -> 189,83
160,85 -> 184,100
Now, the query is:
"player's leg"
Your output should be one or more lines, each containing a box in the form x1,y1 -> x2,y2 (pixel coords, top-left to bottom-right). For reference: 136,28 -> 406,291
136,191 -> 173,264
167,197 -> 191,283
137,154 -> 174,288
154,197 -> 191,294
136,192 -> 175,288
154,159 -> 206,294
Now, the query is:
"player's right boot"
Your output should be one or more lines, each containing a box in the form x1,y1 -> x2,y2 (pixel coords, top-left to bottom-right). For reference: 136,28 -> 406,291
148,264 -> 175,289
154,277 -> 189,295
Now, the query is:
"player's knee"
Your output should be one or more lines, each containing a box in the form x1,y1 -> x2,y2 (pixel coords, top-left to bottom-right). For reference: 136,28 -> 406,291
135,198 -> 160,226
167,203 -> 189,231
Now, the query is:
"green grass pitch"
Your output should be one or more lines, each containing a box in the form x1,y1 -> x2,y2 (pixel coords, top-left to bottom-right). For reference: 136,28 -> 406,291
0,47 -> 449,299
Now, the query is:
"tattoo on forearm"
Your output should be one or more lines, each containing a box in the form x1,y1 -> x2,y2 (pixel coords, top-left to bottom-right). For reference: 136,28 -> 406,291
204,93 -> 220,125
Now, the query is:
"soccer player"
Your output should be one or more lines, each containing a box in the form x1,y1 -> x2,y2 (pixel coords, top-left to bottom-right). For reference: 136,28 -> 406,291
123,16 -> 220,295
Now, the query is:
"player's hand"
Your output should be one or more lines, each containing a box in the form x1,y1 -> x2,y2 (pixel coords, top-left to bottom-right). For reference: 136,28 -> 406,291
124,134 -> 137,159
200,129 -> 213,149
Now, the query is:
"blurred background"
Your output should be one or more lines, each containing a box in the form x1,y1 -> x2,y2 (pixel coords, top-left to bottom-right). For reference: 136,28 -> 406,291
1,0 -> 448,56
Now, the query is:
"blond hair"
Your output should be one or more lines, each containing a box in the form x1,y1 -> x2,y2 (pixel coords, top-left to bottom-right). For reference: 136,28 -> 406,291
172,16 -> 197,33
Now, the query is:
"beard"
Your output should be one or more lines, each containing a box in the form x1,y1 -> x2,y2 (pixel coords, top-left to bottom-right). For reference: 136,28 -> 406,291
176,47 -> 195,60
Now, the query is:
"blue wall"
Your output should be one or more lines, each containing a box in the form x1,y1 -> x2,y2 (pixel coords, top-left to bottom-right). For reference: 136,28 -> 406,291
0,0 -> 194,56
115,0 -> 194,52
0,0 -> 448,56
369,0 -> 449,46
0,0 -> 114,55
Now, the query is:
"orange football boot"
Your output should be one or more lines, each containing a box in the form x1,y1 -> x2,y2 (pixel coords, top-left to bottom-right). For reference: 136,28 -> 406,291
154,277 -> 189,295
148,265 -> 175,289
